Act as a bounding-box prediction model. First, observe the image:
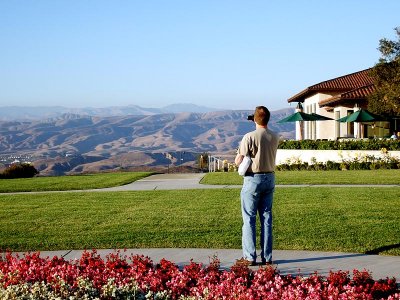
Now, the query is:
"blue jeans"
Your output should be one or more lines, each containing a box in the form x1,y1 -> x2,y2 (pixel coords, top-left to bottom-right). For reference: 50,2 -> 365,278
240,173 -> 275,263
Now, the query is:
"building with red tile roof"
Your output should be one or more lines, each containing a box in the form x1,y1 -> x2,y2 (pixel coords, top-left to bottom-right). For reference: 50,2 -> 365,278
286,68 -> 390,140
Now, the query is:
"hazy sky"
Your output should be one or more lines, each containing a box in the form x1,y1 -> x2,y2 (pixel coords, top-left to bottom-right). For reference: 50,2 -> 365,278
1,1 -> 399,111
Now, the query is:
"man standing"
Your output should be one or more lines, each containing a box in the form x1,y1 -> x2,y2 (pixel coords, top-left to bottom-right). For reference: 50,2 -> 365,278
235,106 -> 279,265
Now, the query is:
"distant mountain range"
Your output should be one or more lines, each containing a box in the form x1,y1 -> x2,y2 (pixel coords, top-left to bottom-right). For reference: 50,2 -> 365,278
0,105 -> 295,175
0,103 -> 217,121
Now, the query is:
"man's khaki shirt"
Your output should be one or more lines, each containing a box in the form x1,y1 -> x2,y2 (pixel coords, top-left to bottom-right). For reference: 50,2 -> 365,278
238,127 -> 279,173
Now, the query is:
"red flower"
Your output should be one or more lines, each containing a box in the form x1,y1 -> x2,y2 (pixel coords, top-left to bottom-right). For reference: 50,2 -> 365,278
0,250 -> 399,299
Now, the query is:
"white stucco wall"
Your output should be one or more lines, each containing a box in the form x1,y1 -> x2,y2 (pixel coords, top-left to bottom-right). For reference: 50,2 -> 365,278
302,93 -> 337,140
276,149 -> 400,164
334,107 -> 357,138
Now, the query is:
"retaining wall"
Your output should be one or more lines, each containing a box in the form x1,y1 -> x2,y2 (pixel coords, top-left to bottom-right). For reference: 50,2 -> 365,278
276,149 -> 400,164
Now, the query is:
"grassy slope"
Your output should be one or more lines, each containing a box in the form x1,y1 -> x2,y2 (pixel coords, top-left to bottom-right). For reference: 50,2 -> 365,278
1,188 -> 399,255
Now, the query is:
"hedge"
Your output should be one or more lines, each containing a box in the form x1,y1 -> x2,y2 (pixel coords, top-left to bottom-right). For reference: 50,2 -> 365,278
278,139 -> 400,150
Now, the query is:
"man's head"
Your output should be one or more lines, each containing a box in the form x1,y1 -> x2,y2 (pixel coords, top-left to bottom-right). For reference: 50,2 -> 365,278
254,106 -> 270,126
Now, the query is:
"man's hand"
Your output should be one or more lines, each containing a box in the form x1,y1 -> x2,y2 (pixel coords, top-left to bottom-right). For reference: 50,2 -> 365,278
235,153 -> 244,166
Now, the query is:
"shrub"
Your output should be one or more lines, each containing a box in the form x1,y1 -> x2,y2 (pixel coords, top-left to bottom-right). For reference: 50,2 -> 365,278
0,163 -> 39,179
276,154 -> 400,171
326,160 -> 341,170
279,139 -> 400,150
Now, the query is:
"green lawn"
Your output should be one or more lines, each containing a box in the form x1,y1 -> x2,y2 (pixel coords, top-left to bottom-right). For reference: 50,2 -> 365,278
200,169 -> 400,185
0,172 -> 152,192
1,187 -> 399,255
1,170 -> 398,193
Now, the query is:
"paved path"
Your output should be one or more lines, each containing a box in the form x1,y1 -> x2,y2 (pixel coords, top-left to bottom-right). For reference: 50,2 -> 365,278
4,173 -> 400,280
95,173 -> 400,191
98,173 -> 235,191
29,248 -> 400,280
1,173 -> 398,195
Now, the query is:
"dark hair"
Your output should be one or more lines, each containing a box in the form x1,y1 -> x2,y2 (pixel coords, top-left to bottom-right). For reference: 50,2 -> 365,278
254,106 -> 270,126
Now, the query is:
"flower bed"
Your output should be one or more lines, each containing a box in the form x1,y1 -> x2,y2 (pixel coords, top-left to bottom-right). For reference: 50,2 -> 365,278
0,250 -> 399,299
276,148 -> 400,170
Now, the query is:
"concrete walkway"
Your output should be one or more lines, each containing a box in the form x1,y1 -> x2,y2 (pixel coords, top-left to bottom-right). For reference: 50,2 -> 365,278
1,173 -> 398,195
98,173 -> 235,191
5,173 -> 400,280
32,248 -> 399,280
95,173 -> 400,191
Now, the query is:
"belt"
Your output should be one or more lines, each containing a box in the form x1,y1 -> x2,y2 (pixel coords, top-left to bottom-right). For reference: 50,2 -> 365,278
245,171 -> 274,175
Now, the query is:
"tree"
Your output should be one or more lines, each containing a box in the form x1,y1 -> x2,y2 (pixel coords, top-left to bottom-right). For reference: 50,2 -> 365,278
368,27 -> 400,116
197,152 -> 209,171
0,163 -> 39,179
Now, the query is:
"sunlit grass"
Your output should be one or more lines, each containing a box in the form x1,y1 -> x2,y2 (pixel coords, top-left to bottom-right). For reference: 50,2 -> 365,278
200,169 -> 400,185
0,172 -> 152,192
1,187 -> 399,255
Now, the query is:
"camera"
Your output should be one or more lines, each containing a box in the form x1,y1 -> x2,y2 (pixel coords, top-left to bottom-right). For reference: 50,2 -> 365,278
247,114 -> 254,121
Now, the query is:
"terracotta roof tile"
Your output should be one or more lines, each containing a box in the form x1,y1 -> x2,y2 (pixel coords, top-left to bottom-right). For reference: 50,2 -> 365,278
287,68 -> 374,103
319,84 -> 376,107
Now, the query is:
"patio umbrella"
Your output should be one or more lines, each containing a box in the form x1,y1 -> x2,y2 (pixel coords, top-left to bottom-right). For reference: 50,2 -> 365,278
278,111 -> 333,140
336,109 -> 385,123
336,109 -> 386,139
310,113 -> 334,121
278,111 -> 333,123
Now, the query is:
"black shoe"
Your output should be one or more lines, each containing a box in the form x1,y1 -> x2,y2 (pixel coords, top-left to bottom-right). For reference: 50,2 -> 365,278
261,259 -> 273,266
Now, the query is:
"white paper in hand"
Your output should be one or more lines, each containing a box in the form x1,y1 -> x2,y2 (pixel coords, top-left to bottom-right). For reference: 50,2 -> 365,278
238,156 -> 251,176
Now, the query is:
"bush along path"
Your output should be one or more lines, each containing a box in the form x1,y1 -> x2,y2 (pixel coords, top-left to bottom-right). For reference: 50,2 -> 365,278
0,250 -> 399,299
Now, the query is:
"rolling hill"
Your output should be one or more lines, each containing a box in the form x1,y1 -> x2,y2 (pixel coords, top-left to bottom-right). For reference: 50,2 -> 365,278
0,108 -> 295,175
